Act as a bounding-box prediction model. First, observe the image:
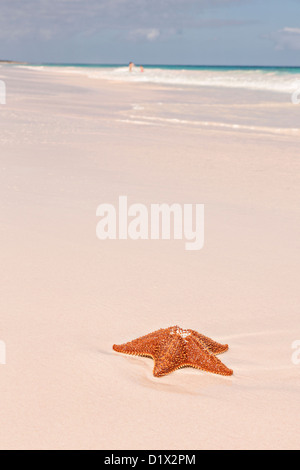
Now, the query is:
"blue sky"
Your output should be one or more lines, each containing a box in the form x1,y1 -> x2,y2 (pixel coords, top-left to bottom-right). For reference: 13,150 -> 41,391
0,0 -> 300,65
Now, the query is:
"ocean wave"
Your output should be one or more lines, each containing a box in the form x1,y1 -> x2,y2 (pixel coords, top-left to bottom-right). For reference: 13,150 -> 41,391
18,64 -> 300,94
118,115 -> 300,135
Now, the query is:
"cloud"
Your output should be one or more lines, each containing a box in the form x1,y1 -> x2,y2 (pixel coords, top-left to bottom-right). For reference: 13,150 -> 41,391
129,28 -> 161,42
283,27 -> 300,34
0,0 -> 250,42
270,27 -> 300,51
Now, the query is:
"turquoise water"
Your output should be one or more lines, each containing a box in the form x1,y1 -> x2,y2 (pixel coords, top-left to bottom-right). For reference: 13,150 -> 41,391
18,63 -> 300,93
43,64 -> 300,74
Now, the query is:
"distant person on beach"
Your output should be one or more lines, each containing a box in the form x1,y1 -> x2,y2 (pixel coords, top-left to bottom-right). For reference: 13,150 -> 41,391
129,62 -> 144,73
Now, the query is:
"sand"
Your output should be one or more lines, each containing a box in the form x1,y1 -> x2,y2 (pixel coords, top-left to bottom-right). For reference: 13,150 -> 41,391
0,65 -> 299,450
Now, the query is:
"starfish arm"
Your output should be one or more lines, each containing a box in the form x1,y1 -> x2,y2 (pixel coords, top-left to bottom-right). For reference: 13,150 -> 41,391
185,337 -> 233,376
188,330 -> 229,355
113,329 -> 163,357
153,335 -> 187,377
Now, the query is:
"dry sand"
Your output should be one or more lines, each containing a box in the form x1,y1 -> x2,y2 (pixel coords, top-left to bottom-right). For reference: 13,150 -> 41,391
0,66 -> 299,450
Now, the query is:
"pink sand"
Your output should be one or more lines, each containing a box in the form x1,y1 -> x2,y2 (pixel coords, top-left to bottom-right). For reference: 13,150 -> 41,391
0,66 -> 299,450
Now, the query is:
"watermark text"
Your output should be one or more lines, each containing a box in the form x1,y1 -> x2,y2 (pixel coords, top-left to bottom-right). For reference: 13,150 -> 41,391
291,340 -> 300,365
0,341 -> 6,365
0,80 -> 6,105
96,196 -> 204,251
291,80 -> 300,104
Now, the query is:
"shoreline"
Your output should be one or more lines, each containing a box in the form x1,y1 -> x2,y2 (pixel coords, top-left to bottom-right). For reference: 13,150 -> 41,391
0,60 -> 28,65
8,62 -> 300,97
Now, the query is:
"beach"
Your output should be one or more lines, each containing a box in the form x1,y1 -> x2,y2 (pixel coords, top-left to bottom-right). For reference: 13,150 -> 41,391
0,64 -> 299,450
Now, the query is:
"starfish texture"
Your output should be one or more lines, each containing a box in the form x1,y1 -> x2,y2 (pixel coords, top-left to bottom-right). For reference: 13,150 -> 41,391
113,326 -> 233,377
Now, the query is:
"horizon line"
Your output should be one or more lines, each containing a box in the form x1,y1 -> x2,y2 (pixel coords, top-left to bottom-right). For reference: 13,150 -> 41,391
23,62 -> 300,68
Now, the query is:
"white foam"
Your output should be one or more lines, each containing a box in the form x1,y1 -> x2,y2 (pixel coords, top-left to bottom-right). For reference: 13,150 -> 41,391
17,65 -> 300,95
127,115 -> 300,136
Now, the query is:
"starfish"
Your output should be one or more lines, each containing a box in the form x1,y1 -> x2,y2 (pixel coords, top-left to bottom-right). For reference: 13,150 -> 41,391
113,326 -> 233,377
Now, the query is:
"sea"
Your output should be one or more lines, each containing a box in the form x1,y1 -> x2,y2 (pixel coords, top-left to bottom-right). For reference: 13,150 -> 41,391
16,64 -> 300,95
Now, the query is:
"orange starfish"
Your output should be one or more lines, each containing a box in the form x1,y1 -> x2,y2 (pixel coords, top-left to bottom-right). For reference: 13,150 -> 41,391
113,326 -> 233,377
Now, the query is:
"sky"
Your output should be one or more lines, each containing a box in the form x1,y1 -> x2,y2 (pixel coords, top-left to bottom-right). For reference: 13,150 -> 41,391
0,0 -> 300,65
